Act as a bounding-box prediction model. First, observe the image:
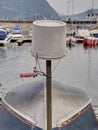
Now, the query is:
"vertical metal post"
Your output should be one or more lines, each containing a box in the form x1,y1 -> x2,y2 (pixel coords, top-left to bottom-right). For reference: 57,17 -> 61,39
72,0 -> 74,16
71,0 -> 74,25
46,60 -> 52,130
67,0 -> 71,20
91,0 -> 94,24
92,0 -> 94,12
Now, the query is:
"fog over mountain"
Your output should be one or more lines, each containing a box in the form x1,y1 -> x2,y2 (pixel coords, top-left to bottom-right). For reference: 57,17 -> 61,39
0,0 -> 60,20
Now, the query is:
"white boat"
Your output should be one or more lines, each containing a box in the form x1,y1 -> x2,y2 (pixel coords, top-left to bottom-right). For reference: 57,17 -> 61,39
90,29 -> 98,37
0,79 -> 98,130
66,30 -> 76,46
74,29 -> 90,43
66,36 -> 76,46
0,28 -> 12,46
11,26 -> 24,42
84,29 -> 98,46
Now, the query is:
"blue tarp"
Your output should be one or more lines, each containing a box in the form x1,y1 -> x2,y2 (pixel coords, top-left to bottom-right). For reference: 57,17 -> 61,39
12,26 -> 21,31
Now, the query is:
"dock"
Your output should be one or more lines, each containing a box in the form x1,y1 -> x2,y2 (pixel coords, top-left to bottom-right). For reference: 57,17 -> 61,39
17,37 -> 32,46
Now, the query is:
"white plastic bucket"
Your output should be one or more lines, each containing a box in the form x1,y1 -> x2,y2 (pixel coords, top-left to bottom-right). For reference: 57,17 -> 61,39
31,20 -> 67,60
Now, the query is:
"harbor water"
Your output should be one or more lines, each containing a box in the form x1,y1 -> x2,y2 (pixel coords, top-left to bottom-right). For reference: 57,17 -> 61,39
0,42 -> 98,107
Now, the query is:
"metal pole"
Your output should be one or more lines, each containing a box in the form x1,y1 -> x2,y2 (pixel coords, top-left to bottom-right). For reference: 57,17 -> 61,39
91,0 -> 94,24
71,0 -> 74,24
72,0 -> 74,17
92,0 -> 94,11
67,0 -> 71,20
46,60 -> 52,130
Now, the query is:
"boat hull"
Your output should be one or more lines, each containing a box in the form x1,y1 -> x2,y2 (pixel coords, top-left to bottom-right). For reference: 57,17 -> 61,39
84,37 -> 98,46
0,80 -> 98,130
0,103 -> 98,130
0,30 -> 12,46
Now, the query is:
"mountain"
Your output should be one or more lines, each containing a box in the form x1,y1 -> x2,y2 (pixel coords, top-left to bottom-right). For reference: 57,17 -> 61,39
71,9 -> 98,20
60,9 -> 98,21
0,0 -> 60,20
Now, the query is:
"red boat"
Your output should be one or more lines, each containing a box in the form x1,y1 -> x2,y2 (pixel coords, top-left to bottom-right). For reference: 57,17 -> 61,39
84,36 -> 98,46
84,29 -> 98,46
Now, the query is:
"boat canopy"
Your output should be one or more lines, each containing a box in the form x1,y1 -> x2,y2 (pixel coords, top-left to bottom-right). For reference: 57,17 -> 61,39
77,29 -> 90,37
90,29 -> 98,34
12,26 -> 21,31
12,26 -> 22,33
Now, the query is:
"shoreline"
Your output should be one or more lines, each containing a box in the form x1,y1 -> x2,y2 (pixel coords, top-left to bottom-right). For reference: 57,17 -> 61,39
0,20 -> 97,35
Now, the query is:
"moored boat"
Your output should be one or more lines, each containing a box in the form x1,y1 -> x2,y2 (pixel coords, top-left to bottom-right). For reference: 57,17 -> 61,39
84,36 -> 98,46
90,29 -> 98,37
74,29 -> 90,43
11,26 -> 24,42
83,29 -> 98,46
66,36 -> 76,47
66,29 -> 76,47
0,28 -> 12,46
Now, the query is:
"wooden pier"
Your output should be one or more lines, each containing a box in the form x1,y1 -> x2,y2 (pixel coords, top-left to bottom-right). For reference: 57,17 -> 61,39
17,37 -> 32,46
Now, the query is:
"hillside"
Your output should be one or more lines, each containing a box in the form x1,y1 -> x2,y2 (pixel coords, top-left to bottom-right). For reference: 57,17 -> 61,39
0,0 -> 60,20
60,9 -> 98,21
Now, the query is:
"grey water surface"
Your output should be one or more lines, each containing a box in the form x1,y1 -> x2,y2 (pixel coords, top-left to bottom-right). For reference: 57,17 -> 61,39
0,43 -> 98,106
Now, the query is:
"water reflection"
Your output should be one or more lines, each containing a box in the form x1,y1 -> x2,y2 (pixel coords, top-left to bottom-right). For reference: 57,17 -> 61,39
83,44 -> 98,50
0,43 -> 98,106
0,47 -> 7,59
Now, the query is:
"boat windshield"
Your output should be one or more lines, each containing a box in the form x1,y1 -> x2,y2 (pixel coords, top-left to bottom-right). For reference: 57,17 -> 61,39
0,31 -> 7,40
93,33 -> 98,38
0,106 -> 42,130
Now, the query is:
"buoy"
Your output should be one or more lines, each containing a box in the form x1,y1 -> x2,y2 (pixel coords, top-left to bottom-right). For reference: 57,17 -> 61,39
20,72 -> 38,78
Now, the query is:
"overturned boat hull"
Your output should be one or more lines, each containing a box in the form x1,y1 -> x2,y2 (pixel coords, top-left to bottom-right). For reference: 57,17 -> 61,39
0,80 -> 98,130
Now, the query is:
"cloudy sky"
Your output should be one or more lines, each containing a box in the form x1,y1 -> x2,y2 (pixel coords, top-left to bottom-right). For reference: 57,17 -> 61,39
47,0 -> 98,15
